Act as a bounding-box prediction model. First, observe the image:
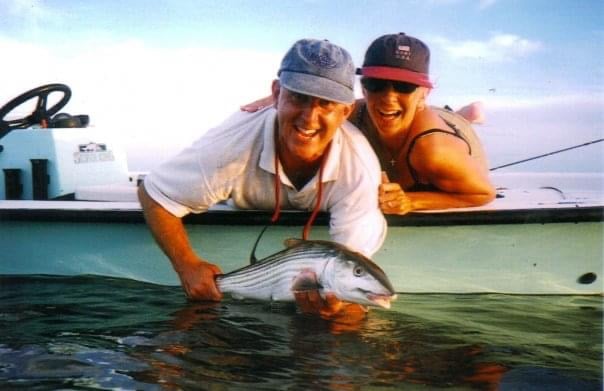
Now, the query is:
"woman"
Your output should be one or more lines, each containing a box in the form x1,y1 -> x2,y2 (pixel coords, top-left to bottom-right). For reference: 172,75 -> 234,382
352,33 -> 495,214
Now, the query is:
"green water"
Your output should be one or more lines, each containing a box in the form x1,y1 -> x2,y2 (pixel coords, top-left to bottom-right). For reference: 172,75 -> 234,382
0,275 -> 601,390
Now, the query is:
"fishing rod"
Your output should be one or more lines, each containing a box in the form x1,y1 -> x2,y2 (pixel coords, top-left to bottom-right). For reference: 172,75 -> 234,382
489,138 -> 604,171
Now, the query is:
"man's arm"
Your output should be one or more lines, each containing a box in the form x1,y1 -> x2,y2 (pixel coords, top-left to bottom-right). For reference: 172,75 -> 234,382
138,184 -> 223,301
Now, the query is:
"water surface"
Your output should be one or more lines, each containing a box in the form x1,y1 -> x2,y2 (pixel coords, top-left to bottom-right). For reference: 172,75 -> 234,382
1,275 -> 601,390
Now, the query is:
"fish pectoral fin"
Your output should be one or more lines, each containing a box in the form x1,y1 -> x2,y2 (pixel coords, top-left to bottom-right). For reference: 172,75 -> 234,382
291,270 -> 322,292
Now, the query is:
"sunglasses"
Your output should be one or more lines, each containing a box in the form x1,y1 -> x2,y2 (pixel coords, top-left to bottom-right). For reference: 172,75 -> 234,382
361,78 -> 418,94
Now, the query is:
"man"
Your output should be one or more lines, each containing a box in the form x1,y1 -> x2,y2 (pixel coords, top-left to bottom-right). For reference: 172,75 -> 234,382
138,39 -> 386,302
352,33 -> 496,214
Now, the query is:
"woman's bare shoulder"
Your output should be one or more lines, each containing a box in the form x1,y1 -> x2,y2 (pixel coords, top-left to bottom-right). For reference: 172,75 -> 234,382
412,107 -> 449,132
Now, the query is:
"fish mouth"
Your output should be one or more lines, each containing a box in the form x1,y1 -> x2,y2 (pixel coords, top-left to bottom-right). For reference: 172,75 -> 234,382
367,292 -> 397,309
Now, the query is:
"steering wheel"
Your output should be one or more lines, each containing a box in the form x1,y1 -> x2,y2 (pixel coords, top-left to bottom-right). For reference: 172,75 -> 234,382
0,83 -> 71,139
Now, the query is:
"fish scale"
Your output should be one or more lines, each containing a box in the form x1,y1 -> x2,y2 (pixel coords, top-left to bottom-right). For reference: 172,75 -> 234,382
215,239 -> 397,308
216,254 -> 327,300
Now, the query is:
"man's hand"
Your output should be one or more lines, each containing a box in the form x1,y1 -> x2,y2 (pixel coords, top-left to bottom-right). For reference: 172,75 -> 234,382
138,185 -> 223,302
176,257 -> 223,301
294,290 -> 368,324
292,269 -> 367,323
379,172 -> 412,215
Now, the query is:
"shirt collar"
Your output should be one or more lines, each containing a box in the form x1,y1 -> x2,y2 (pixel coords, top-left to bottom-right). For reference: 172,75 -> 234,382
259,109 -> 278,174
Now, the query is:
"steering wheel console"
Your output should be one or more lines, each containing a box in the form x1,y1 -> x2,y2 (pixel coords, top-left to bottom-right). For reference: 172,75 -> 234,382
0,84 -> 72,139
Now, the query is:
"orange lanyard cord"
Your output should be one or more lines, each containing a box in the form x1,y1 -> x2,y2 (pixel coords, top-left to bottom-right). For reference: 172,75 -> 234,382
271,139 -> 281,223
302,143 -> 330,240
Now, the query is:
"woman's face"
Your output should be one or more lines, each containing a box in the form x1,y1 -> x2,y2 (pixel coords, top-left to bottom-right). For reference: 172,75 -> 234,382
362,78 -> 427,138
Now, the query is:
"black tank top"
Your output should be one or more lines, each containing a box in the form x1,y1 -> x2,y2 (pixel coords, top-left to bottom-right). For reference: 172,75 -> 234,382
349,101 -> 472,191
406,127 -> 472,191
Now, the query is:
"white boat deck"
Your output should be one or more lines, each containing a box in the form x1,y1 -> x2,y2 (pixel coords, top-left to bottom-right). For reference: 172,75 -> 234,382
1,172 -> 602,213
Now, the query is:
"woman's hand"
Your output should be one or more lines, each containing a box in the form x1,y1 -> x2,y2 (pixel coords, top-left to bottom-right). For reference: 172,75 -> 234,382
379,172 -> 412,215
240,95 -> 274,112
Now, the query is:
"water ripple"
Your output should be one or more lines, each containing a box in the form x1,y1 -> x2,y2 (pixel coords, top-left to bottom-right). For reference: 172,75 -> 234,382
0,275 -> 601,390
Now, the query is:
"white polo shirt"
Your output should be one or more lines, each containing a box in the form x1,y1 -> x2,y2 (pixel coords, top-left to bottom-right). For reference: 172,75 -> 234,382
144,107 -> 386,257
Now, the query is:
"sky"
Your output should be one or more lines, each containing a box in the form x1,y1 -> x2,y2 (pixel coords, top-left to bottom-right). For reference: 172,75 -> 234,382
1,0 -> 603,172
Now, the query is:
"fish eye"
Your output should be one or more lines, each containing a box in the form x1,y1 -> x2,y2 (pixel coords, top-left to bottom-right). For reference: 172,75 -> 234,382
353,266 -> 365,277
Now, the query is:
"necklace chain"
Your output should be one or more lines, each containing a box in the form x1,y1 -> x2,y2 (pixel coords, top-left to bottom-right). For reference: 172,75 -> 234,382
384,147 -> 399,167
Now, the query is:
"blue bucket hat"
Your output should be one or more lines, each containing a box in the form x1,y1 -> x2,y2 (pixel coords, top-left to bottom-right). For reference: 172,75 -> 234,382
278,39 -> 355,105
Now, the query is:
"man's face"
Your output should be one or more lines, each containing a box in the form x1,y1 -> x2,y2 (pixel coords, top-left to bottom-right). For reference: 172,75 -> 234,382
362,78 -> 427,138
272,80 -> 353,165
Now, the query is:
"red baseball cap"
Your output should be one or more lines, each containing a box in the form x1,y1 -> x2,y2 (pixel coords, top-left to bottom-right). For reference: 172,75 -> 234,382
357,33 -> 433,88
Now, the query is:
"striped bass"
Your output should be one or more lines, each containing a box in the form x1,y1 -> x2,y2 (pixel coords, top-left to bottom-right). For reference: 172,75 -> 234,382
215,239 -> 397,309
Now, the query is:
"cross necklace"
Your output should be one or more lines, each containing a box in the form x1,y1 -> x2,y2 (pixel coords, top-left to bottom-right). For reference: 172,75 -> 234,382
377,129 -> 408,170
383,144 -> 402,168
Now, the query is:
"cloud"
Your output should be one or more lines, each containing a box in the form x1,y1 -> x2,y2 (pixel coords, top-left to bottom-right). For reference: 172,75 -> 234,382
1,0 -> 58,32
0,36 -> 282,168
452,92 -> 604,111
430,80 -> 603,112
4,0 -> 51,16
478,0 -> 497,9
434,32 -> 542,62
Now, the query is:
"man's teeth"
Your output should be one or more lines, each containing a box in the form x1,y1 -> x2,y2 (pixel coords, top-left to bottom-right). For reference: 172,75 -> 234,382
297,127 -> 318,136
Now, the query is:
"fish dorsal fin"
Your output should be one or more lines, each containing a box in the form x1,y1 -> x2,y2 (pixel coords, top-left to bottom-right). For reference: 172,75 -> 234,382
283,238 -> 305,249
250,225 -> 271,265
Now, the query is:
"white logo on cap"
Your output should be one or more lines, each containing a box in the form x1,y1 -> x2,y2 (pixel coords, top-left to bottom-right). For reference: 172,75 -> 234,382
395,45 -> 411,60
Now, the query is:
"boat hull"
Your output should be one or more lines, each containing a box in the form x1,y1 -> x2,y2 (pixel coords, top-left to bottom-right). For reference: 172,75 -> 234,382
1,214 -> 601,294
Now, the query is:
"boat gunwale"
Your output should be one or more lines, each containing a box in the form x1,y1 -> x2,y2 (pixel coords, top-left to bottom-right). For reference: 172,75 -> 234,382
1,204 -> 602,226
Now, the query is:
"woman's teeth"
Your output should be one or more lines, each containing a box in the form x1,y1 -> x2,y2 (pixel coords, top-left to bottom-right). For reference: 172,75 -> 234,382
379,110 -> 401,118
